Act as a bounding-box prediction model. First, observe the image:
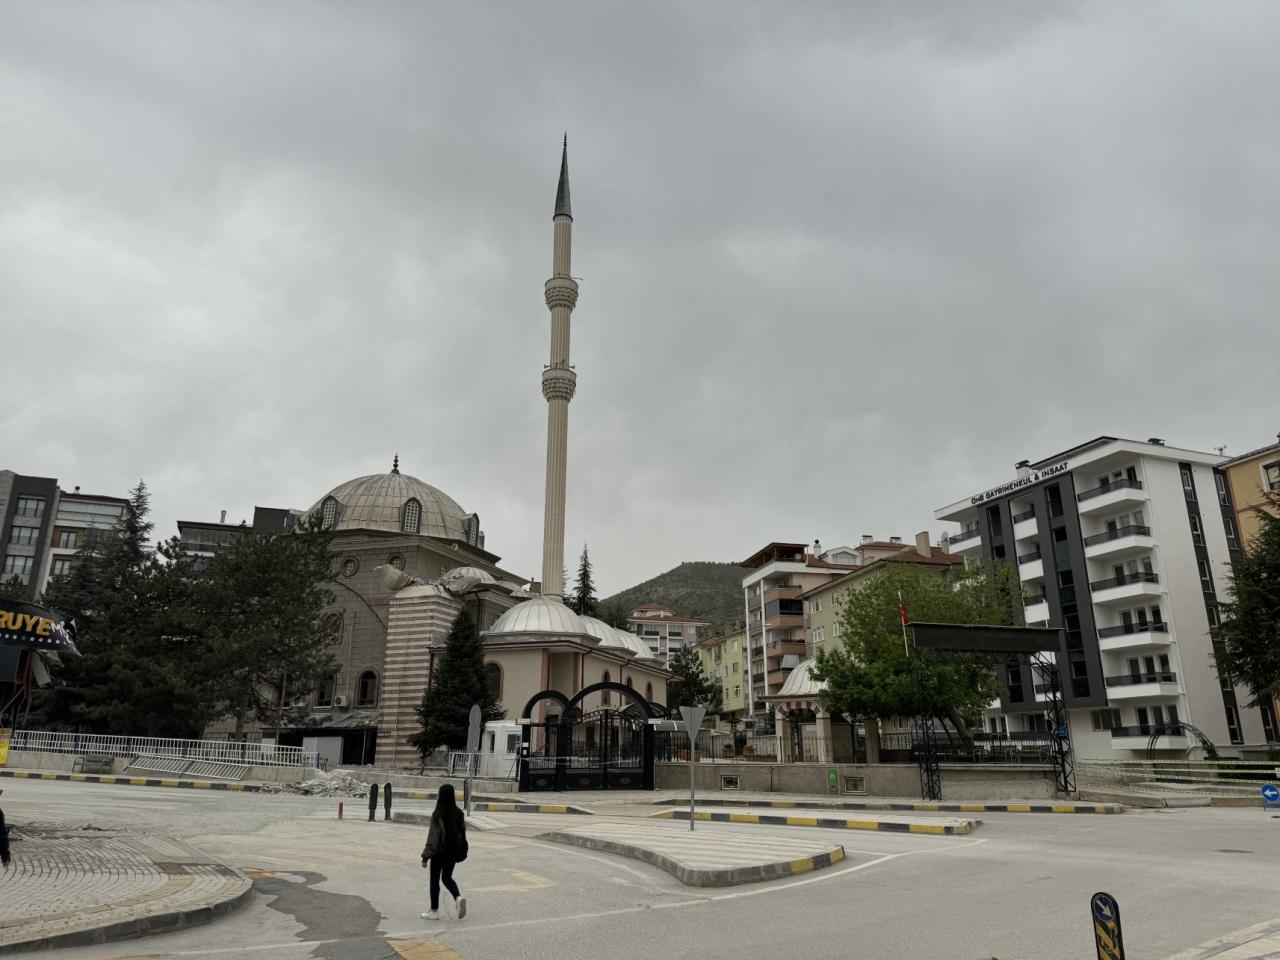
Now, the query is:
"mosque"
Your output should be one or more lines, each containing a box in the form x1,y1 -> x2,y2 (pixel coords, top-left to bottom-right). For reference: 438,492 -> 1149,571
235,141 -> 669,768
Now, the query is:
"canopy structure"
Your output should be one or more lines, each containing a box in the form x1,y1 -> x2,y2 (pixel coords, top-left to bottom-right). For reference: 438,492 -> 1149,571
0,599 -> 79,657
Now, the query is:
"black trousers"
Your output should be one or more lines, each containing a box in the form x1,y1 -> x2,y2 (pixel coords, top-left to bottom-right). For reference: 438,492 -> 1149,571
429,856 -> 460,910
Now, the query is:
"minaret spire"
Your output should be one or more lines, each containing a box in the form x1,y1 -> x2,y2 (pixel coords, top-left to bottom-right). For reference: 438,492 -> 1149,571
540,138 -> 579,601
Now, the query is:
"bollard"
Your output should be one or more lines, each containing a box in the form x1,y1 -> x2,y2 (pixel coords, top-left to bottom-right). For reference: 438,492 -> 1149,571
338,801 -> 344,820
368,782 -> 379,822
384,782 -> 393,821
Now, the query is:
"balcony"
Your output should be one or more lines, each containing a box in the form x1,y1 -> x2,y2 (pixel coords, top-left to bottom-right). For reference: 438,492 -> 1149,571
1018,555 -> 1044,582
1089,572 -> 1162,604
1076,479 -> 1146,515
763,584 -> 803,605
767,639 -> 806,658
949,528 -> 982,554
1023,595 -> 1050,624
1012,512 -> 1037,542
1109,726 -> 1192,751
1097,621 -> 1171,653
766,669 -> 792,687
1084,525 -> 1154,561
747,592 -> 761,608
764,613 -> 804,630
1103,672 -> 1180,700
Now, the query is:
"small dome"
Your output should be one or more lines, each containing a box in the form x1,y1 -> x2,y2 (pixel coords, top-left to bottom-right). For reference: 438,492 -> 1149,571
498,580 -> 533,598
776,658 -> 823,698
611,626 -> 656,661
487,596 -> 588,637
307,469 -> 476,541
444,566 -> 496,583
581,616 -> 623,647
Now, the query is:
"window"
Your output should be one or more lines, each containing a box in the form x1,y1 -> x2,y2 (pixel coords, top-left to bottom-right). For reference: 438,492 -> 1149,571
1265,462 -> 1280,492
316,675 -> 336,707
484,663 -> 501,701
1189,515 -> 1203,545
57,530 -> 77,550
3,555 -> 33,575
52,559 -> 72,577
1005,665 -> 1024,703
1091,709 -> 1122,731
1261,704 -> 1279,744
1181,468 -> 1195,499
15,497 -> 45,518
733,684 -> 740,697
1225,705 -> 1243,745
402,498 -> 421,534
1198,559 -> 1212,586
645,682 -> 653,702
1206,606 -> 1220,627
321,497 -> 338,530
357,671 -> 378,707
340,558 -> 359,578
601,672 -> 611,706
1224,517 -> 1239,550
1215,473 -> 1229,505
9,526 -> 38,546
814,596 -> 823,613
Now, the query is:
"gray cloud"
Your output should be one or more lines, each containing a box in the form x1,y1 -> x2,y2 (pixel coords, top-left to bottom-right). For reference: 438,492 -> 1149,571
3,1 -> 1277,594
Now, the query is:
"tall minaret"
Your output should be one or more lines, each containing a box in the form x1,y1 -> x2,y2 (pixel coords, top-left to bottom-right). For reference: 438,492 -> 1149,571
540,137 -> 578,601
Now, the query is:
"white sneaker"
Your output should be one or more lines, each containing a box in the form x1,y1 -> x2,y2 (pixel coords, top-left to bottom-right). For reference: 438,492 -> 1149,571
421,910 -> 439,921
456,896 -> 467,920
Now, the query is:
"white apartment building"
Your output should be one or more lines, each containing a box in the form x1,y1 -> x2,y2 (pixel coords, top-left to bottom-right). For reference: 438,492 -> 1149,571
625,603 -> 709,664
39,490 -> 129,591
936,436 -> 1275,760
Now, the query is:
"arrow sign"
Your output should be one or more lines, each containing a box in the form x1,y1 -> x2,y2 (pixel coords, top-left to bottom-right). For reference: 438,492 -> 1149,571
1090,891 -> 1125,960
1262,784 -> 1279,804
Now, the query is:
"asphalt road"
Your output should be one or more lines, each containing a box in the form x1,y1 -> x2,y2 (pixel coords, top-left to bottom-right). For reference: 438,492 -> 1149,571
3,779 -> 1279,960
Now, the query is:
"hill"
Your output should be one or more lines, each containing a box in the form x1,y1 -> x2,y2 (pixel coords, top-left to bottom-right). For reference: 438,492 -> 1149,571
601,561 -> 745,635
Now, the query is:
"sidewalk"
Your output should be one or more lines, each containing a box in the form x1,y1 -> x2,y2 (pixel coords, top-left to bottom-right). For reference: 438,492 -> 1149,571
1165,918 -> 1280,959
0,827 -> 250,954
652,805 -> 980,835
536,819 -> 846,887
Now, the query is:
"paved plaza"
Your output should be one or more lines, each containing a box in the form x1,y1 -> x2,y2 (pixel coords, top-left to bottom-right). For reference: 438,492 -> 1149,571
2,777 -> 1280,959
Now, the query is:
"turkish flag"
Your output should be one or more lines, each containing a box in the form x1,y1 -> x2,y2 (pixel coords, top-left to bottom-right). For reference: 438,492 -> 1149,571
898,592 -> 910,627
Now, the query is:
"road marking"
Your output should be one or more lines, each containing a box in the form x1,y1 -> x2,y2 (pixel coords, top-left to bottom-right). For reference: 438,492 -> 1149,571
388,938 -> 464,959
471,868 -> 556,893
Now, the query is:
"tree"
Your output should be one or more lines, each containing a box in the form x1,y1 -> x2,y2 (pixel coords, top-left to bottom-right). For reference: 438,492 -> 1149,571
596,600 -> 630,629
0,576 -> 30,603
666,644 -> 715,712
1220,492 -> 1280,705
412,609 -> 505,758
568,543 -> 598,617
811,563 -> 1023,744
198,512 -> 341,738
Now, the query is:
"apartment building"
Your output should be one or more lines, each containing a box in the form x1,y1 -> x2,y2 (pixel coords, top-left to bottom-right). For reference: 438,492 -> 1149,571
936,436 -> 1275,759
1221,432 -> 1280,547
695,629 -> 747,724
625,603 -> 709,664
0,471 -> 127,598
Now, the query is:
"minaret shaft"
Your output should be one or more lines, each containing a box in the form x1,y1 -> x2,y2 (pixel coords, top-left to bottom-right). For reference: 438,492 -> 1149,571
540,141 -> 577,600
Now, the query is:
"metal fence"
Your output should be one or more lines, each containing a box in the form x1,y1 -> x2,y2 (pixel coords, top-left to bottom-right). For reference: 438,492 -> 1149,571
9,730 -> 319,768
1077,758 -> 1280,789
655,730 -> 863,764
878,730 -> 1056,766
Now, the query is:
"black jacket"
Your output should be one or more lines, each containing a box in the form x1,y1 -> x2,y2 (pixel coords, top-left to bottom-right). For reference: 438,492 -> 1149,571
420,811 -> 465,863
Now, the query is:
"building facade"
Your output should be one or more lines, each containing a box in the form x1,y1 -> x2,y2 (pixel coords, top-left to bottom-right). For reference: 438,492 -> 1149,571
936,436 -> 1276,759
695,628 -> 747,724
1221,433 -> 1280,547
625,603 -> 709,663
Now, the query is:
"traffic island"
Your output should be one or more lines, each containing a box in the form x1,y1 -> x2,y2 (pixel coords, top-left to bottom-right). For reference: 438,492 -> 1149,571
652,795 -> 1120,814
0,828 -> 251,954
652,807 -> 980,835
537,821 -> 845,887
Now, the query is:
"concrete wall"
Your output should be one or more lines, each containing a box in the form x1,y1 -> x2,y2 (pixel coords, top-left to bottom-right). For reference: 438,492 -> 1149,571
3,750 -> 318,783
656,761 -> 1058,800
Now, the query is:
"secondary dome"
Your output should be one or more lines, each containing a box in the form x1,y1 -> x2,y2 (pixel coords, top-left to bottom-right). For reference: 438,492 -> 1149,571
612,626 -> 656,661
776,658 -> 823,698
581,616 -> 625,648
487,596 -> 587,637
307,463 -> 482,544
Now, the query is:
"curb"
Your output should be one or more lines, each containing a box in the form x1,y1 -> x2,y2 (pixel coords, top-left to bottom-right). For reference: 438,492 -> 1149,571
653,796 -> 1120,815
537,830 -> 845,887
0,769 -> 263,792
394,801 -> 591,825
651,809 -> 978,835
0,868 -> 252,956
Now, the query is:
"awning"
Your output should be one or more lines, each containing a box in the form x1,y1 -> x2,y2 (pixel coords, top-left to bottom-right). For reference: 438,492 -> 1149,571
0,600 -> 79,657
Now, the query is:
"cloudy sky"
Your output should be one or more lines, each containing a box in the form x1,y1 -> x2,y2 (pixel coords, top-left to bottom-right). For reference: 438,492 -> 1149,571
4,3 -> 1278,595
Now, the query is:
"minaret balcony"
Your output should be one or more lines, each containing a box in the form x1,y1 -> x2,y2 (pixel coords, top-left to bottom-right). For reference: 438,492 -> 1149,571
545,277 -> 579,310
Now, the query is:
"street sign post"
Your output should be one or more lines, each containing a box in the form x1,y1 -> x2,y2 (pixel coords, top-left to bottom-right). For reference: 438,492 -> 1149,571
1261,783 -> 1279,813
465,704 -> 482,816
679,706 -> 705,832
1090,891 -> 1125,960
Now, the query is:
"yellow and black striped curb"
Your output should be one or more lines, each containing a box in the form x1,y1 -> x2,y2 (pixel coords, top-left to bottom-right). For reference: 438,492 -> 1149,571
394,802 -> 592,825
0,769 -> 263,791
537,830 -> 846,887
651,808 -> 978,835
654,797 -> 1120,815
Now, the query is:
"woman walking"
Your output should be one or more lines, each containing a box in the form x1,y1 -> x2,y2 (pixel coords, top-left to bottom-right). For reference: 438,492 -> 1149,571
420,783 -> 468,921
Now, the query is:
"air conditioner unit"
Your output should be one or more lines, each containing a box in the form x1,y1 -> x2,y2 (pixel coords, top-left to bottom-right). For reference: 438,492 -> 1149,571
333,695 -> 350,709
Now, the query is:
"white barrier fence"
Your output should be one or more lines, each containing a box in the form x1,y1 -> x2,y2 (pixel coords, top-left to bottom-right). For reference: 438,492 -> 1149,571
10,729 -> 319,768
1077,758 -> 1280,789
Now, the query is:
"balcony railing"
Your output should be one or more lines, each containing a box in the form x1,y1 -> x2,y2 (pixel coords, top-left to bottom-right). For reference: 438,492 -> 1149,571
1097,622 -> 1168,639
1024,593 -> 1049,606
1084,525 -> 1151,547
1104,672 -> 1177,687
1077,478 -> 1144,502
1110,724 -> 1185,738
1090,572 -> 1159,591
950,528 -> 980,544
1011,508 -> 1036,523
1017,550 -> 1042,564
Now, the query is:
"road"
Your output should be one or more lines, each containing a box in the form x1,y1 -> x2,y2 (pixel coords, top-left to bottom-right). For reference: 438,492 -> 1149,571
3,779 -> 1279,959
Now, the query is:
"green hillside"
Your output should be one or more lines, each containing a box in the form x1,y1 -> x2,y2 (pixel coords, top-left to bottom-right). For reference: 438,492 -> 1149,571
601,561 -> 745,635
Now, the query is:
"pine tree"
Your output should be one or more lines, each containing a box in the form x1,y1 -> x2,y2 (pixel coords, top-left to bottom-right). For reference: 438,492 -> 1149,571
666,645 -> 714,712
412,609 -> 505,757
0,576 -> 30,603
1220,492 -> 1280,705
569,543 -> 598,616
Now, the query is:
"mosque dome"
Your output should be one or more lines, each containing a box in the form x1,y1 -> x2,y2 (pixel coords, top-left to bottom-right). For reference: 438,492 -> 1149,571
611,625 -> 657,661
580,616 -> 624,647
775,658 -> 823,698
487,596 -> 588,637
307,461 -> 482,544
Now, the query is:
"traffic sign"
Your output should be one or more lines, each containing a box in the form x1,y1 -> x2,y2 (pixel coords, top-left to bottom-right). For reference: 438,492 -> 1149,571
1261,784 -> 1279,805
466,704 -> 482,755
679,706 -> 706,751
1090,891 -> 1125,960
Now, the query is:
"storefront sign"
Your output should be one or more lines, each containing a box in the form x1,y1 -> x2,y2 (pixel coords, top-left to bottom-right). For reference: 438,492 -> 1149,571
970,461 -> 1069,505
0,599 -> 79,656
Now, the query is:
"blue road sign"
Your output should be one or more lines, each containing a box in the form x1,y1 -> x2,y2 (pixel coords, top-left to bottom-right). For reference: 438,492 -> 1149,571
1091,891 -> 1125,960
1261,784 -> 1279,804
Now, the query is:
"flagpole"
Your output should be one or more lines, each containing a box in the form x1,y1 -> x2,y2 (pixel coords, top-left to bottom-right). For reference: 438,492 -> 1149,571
898,590 -> 910,658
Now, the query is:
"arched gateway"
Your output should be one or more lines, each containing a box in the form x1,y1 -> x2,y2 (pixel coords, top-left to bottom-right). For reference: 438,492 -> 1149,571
518,683 -> 657,791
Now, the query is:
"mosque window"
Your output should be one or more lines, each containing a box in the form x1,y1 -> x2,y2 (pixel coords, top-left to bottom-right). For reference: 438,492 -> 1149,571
340,558 -> 359,578
321,497 -> 338,530
388,554 -> 405,570
316,675 -> 336,707
402,499 -> 421,534
645,682 -> 653,703
601,671 -> 611,706
485,662 -> 502,701
357,671 -> 378,707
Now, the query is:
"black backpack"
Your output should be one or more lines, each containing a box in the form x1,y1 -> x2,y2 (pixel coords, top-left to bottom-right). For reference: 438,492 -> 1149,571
443,815 -> 468,863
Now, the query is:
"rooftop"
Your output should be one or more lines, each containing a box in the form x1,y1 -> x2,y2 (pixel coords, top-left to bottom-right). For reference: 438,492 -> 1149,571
797,546 -> 962,599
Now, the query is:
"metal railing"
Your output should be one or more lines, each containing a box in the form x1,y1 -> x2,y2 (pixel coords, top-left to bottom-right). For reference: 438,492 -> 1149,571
1098,621 -> 1168,638
950,528 -> 980,544
1084,524 -> 1151,546
1012,508 -> 1036,524
1078,757 -> 1280,788
1025,593 -> 1049,606
1090,572 -> 1159,591
1017,550 -> 1042,564
10,730 -> 318,767
1104,672 -> 1177,687
1077,478 -> 1144,502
